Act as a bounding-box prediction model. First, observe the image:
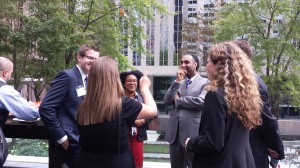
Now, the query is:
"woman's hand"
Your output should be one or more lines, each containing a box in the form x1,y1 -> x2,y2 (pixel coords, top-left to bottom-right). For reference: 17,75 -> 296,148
134,119 -> 145,127
139,73 -> 151,91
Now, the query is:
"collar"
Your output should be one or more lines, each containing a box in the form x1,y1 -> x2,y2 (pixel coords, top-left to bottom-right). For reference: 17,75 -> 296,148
126,92 -> 138,98
132,92 -> 139,102
0,78 -> 6,83
187,74 -> 197,82
76,65 -> 88,81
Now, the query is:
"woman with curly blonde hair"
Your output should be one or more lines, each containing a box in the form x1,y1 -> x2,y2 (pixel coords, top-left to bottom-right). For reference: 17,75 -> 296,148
185,42 -> 262,168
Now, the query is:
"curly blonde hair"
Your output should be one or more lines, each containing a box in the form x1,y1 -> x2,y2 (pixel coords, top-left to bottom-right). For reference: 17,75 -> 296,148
206,42 -> 262,129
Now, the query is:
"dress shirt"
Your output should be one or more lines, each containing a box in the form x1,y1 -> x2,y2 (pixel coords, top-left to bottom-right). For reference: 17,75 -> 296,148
0,78 -> 40,120
188,75 -> 196,83
76,65 -> 88,88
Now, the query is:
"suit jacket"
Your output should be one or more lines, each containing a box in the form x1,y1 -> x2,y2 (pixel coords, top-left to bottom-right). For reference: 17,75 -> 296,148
39,66 -> 84,143
164,74 -> 208,146
186,87 -> 256,168
250,75 -> 285,168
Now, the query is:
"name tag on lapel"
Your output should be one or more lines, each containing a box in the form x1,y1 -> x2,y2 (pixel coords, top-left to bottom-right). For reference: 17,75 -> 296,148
75,85 -> 86,97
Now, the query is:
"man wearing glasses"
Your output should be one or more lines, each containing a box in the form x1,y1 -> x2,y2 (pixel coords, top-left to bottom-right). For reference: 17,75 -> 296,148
39,44 -> 99,168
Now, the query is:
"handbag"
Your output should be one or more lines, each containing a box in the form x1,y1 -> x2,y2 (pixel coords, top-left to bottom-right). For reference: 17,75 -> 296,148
0,126 -> 8,168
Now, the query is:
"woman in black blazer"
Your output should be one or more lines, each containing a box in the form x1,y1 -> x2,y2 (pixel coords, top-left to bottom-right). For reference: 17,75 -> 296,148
120,70 -> 150,168
185,42 -> 262,168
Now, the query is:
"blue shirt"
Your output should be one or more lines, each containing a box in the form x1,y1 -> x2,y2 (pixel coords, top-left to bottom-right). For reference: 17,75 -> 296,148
0,84 -> 40,121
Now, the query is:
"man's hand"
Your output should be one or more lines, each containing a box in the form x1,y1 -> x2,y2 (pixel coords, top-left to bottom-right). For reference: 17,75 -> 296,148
185,138 -> 190,147
61,139 -> 69,151
175,93 -> 180,100
176,68 -> 186,82
185,138 -> 190,151
268,148 -> 279,158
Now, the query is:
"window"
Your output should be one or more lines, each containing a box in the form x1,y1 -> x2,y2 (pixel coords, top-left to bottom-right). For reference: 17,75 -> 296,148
204,3 -> 214,8
204,12 -> 214,17
188,13 -> 197,18
153,76 -> 176,114
188,0 -> 197,4
188,8 -> 196,12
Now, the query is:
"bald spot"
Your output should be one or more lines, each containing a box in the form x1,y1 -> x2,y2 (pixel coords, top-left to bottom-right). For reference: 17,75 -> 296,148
0,57 -> 13,71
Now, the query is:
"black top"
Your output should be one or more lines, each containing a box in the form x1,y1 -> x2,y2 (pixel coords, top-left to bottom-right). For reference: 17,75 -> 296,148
76,96 -> 143,168
128,93 -> 149,142
186,88 -> 255,168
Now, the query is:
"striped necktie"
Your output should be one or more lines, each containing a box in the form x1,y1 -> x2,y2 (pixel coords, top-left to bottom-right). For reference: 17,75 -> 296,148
186,79 -> 192,89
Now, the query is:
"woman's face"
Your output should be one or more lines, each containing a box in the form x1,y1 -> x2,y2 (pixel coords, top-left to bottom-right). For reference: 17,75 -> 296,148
206,57 -> 216,80
124,75 -> 138,93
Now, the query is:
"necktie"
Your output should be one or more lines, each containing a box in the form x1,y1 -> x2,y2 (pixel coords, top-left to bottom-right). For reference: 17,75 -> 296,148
84,76 -> 88,87
186,79 -> 192,90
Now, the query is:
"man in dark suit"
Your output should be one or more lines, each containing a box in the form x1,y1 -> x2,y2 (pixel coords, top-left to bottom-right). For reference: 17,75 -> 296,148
234,39 -> 285,168
164,54 -> 208,168
39,44 -> 100,168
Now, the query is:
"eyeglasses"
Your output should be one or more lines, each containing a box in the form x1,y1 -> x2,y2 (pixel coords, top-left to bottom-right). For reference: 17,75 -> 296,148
83,55 -> 97,61
125,79 -> 138,83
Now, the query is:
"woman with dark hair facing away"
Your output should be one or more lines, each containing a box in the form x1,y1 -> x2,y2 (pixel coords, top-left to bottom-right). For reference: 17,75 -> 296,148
185,42 -> 262,168
76,57 -> 157,168
120,70 -> 150,168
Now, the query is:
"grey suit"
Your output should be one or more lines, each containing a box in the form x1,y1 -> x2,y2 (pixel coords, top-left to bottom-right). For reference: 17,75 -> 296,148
164,74 -> 208,168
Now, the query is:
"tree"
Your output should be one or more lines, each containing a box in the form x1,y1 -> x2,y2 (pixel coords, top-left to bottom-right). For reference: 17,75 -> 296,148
0,0 -> 168,101
181,13 -> 213,67
213,0 -> 300,115
180,0 -> 224,67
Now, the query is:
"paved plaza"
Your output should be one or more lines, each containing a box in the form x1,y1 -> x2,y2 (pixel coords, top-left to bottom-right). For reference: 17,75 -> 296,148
3,155 -> 300,168
3,131 -> 300,168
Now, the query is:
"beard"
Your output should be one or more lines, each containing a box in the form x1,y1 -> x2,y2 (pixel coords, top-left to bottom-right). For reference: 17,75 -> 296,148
185,67 -> 195,79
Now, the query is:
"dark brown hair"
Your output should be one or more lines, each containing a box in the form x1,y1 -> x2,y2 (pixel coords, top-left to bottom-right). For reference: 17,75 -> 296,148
233,39 -> 253,59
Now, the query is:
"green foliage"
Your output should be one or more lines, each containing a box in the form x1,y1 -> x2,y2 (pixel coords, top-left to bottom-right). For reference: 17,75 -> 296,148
144,144 -> 169,154
9,139 -> 48,157
213,0 -> 300,114
0,0 -> 168,100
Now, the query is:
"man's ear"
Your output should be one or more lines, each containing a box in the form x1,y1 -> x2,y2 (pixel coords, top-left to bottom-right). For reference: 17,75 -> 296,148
77,54 -> 83,61
1,70 -> 7,77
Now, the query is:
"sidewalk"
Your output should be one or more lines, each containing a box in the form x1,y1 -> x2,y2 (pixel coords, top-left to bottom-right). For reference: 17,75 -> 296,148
3,155 -> 300,168
3,155 -> 172,168
144,161 -> 170,168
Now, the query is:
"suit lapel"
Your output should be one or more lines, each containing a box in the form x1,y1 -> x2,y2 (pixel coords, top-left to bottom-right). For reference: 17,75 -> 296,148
180,79 -> 188,95
73,66 -> 85,100
186,74 -> 200,93
73,66 -> 84,86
